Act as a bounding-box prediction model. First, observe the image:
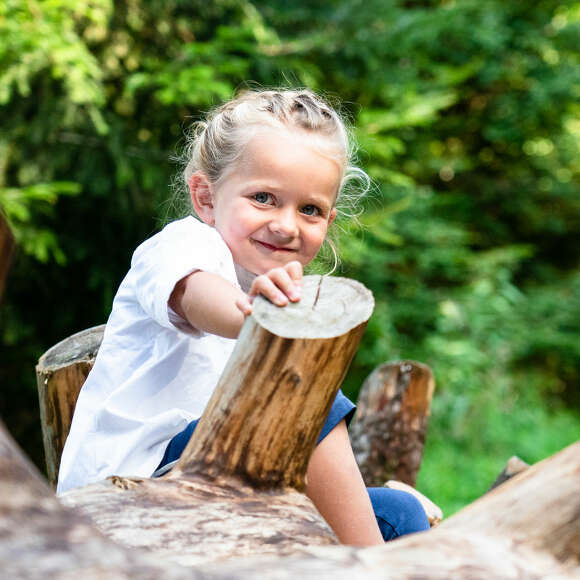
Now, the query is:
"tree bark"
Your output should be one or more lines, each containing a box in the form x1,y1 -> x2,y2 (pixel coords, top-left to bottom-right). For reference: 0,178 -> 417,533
349,360 -> 435,487
0,211 -> 14,302
36,325 -> 105,487
59,276 -> 375,566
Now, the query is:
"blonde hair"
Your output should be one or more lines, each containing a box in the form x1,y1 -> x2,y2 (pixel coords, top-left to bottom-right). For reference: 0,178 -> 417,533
178,89 -> 369,222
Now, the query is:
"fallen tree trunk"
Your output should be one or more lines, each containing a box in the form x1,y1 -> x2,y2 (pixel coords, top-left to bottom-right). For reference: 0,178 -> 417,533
193,440 -> 580,579
2,412 -> 578,578
59,276 -> 375,566
349,360 -> 435,487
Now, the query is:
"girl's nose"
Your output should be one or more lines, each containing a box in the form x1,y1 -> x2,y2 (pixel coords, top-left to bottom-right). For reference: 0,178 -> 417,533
269,209 -> 298,237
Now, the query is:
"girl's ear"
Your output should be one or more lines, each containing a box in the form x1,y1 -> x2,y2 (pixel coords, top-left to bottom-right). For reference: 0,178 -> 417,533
189,172 -> 215,226
328,208 -> 338,226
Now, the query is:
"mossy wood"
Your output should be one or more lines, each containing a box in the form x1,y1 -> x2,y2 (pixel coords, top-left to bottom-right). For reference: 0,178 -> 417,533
58,276 -> 374,565
349,361 -> 435,487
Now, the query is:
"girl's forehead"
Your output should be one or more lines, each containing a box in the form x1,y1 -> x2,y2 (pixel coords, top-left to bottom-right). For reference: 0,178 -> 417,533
239,127 -> 346,171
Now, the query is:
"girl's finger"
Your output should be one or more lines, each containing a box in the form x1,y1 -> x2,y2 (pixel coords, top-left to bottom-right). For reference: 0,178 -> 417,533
284,260 -> 303,286
250,273 -> 290,306
264,267 -> 301,302
235,295 -> 253,316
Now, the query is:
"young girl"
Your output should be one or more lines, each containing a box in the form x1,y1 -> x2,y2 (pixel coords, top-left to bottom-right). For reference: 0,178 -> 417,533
58,89 -> 429,545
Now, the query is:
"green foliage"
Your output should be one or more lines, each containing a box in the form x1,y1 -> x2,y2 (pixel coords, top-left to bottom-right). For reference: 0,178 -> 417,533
0,182 -> 81,263
0,0 -> 578,515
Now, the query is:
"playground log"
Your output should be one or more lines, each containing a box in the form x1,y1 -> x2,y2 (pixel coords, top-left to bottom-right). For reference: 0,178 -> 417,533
58,276 -> 374,566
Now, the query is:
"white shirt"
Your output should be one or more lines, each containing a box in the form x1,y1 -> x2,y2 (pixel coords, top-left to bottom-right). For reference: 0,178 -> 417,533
57,217 -> 240,493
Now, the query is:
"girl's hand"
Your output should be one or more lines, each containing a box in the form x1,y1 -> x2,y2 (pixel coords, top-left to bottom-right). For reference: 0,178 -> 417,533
236,261 -> 303,316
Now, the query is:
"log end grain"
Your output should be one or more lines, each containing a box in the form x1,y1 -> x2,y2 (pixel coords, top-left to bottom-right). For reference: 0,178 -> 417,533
252,276 -> 374,339
37,325 -> 106,370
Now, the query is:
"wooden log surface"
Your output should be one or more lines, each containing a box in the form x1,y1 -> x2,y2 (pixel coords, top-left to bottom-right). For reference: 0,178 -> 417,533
36,325 -> 105,487
173,275 -> 373,489
349,360 -> 435,487
183,440 -> 580,579
59,276 -> 374,566
2,410 -> 579,578
5,266 -> 579,577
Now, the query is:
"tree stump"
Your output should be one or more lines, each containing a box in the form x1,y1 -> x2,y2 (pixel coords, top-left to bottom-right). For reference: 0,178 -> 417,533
36,325 -> 105,487
349,360 -> 435,487
59,276 -> 375,566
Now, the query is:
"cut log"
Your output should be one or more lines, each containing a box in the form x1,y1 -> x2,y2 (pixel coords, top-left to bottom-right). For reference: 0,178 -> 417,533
2,408 -> 579,578
36,325 -> 105,487
59,276 -> 375,566
0,211 -> 15,301
349,360 -> 435,487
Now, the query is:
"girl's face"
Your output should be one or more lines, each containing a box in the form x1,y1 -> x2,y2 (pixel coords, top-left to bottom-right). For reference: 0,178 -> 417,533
192,128 -> 341,275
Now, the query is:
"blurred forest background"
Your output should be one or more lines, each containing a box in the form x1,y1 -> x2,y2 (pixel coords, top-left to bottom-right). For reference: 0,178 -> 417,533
1,0 -> 579,515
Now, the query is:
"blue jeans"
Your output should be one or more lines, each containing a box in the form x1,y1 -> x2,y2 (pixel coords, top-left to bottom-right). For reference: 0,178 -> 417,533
156,390 -> 430,541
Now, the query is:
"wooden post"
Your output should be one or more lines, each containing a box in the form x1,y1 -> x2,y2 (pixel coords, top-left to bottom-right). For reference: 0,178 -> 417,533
171,276 -> 373,490
349,360 -> 435,487
36,325 -> 105,487
59,276 -> 375,566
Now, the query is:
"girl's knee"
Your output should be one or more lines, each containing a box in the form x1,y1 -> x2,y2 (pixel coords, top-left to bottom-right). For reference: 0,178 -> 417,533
367,487 -> 430,541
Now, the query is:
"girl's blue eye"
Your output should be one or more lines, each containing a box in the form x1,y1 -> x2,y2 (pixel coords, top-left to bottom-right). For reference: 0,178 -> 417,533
253,192 -> 273,204
301,204 -> 320,216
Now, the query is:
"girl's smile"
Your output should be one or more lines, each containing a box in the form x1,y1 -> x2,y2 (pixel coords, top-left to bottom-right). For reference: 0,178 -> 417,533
251,239 -> 297,253
191,128 -> 341,275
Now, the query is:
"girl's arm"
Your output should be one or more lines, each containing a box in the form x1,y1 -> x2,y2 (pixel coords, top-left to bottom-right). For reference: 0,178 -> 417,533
306,420 -> 384,546
169,261 -> 302,339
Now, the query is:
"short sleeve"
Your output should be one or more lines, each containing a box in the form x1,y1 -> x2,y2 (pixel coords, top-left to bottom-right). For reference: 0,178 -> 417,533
129,217 -> 238,332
